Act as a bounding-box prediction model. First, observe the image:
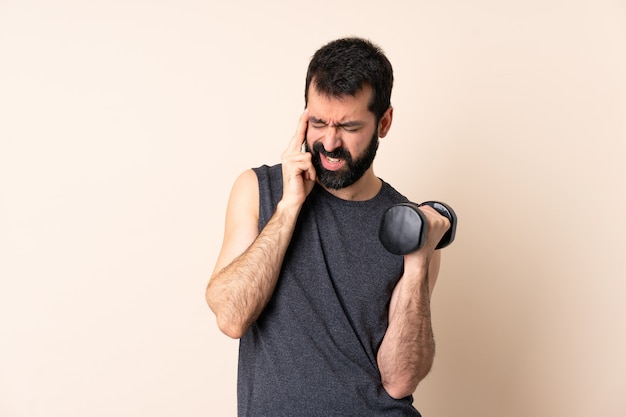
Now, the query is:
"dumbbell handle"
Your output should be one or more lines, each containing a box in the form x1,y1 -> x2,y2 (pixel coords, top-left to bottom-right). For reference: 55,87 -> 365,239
420,201 -> 457,250
379,201 -> 457,255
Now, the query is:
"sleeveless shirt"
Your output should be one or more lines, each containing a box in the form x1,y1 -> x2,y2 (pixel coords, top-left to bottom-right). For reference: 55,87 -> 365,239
237,164 -> 422,417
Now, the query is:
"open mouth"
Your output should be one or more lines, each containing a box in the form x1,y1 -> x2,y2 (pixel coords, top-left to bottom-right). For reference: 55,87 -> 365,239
321,154 -> 345,171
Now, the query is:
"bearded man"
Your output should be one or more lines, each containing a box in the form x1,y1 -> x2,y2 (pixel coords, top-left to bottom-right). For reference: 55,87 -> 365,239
206,37 -> 450,417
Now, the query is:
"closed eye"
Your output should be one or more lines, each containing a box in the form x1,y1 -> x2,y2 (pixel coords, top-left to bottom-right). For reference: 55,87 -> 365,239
337,122 -> 364,132
308,116 -> 364,132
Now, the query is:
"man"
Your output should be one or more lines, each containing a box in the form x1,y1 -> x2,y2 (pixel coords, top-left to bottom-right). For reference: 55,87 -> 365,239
206,37 -> 450,416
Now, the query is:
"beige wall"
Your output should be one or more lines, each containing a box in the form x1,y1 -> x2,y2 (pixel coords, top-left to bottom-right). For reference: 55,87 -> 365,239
1,1 -> 625,416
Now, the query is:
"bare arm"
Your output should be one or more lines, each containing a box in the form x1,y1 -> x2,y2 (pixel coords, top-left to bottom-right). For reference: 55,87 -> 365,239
377,206 -> 449,399
206,110 -> 315,339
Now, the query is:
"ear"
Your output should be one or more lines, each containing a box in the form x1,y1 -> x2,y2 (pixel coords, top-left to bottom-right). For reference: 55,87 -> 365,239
377,106 -> 393,138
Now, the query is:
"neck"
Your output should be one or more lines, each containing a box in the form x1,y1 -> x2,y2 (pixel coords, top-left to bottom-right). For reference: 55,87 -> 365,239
320,170 -> 382,201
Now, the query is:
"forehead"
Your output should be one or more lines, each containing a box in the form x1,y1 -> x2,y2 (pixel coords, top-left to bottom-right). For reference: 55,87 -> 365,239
307,83 -> 375,122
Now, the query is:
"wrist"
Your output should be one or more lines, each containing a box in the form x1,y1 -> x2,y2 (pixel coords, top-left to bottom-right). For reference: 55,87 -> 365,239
275,199 -> 303,222
403,254 -> 430,284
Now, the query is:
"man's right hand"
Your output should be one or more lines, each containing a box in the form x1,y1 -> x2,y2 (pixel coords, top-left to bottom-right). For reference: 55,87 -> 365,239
280,109 -> 316,208
207,110 -> 316,338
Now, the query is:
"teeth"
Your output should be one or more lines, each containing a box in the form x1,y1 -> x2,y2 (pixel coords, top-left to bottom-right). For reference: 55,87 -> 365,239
326,156 -> 340,163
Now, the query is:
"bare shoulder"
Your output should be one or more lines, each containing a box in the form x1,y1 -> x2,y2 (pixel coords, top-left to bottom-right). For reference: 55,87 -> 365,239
230,169 -> 260,210
226,169 -> 260,240
211,169 -> 260,276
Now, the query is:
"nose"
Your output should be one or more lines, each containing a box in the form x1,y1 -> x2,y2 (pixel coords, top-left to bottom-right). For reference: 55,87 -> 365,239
322,126 -> 342,152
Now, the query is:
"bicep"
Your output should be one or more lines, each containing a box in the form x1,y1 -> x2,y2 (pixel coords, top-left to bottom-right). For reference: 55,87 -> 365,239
211,169 -> 260,277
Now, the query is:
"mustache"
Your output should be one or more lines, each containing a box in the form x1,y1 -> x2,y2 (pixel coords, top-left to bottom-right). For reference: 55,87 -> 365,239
311,142 -> 351,161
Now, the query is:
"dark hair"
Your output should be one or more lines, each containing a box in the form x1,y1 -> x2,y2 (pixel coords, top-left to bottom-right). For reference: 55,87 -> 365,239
304,37 -> 394,122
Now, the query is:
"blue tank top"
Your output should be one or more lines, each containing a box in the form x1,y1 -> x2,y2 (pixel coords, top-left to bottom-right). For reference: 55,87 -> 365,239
237,164 -> 422,417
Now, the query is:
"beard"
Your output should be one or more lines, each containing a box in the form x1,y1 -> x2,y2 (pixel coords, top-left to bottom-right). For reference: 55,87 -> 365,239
305,131 -> 380,190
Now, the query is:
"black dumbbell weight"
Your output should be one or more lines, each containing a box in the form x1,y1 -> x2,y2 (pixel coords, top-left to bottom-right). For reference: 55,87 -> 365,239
379,201 -> 457,255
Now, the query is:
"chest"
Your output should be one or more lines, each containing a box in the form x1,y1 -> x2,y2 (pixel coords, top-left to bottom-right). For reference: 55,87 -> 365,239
285,192 -> 404,326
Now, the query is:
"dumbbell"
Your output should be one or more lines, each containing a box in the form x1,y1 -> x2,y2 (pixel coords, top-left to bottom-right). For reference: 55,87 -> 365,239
379,201 -> 457,255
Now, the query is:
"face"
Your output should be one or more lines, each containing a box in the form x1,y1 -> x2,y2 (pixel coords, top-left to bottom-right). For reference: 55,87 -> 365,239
305,84 -> 385,190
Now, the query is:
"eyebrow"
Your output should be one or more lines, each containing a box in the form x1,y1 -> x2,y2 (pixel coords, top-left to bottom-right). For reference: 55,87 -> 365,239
308,116 -> 365,129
